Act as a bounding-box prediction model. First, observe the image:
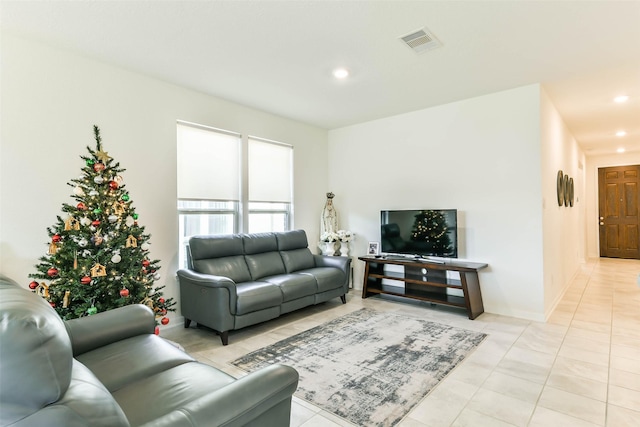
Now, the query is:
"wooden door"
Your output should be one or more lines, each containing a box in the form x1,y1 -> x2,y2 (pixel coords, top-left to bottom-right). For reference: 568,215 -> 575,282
598,165 -> 640,259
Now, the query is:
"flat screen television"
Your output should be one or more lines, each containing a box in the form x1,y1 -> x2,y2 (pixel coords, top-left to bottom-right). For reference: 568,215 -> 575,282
380,209 -> 458,258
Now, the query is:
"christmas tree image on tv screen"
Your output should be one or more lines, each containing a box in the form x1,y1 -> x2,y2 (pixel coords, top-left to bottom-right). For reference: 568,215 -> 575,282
29,126 -> 175,328
410,210 -> 453,256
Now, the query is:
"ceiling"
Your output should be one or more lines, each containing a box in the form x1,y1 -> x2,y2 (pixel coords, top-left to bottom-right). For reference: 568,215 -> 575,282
2,0 -> 639,156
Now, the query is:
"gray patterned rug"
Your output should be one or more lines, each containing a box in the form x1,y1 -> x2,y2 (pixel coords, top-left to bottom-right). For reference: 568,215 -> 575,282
231,308 -> 487,426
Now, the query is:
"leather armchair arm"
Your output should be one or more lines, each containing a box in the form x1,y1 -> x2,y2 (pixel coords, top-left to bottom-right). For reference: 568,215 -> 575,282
65,304 -> 155,357
313,254 -> 350,273
176,269 -> 238,313
139,364 -> 299,427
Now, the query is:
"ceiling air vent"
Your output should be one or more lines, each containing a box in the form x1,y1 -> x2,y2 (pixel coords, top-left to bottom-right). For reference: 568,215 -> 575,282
400,28 -> 442,54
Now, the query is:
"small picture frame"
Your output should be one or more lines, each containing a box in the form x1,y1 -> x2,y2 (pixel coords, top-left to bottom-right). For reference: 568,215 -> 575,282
367,242 -> 380,256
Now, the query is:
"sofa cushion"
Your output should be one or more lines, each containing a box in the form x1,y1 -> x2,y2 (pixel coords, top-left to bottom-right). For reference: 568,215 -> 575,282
298,267 -> 347,293
243,232 -> 279,254
235,281 -> 283,315
275,229 -> 309,250
76,334 -> 194,392
0,280 -> 73,426
261,274 -> 318,302
112,362 -> 235,427
189,235 -> 253,283
280,247 -> 315,272
51,359 -> 130,427
193,256 -> 252,284
245,252 -> 286,280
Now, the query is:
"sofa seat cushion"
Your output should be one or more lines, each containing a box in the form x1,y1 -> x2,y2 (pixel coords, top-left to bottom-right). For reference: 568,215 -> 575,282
75,335 -> 194,392
112,362 -> 235,427
262,273 -> 318,302
298,267 -> 347,293
235,281 -> 283,315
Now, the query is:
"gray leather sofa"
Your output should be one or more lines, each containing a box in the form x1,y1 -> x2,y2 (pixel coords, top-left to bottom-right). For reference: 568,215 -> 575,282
177,230 -> 351,345
0,276 -> 299,427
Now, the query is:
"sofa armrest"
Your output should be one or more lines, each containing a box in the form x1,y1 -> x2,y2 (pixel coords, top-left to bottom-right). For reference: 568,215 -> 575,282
65,304 -> 155,356
176,269 -> 239,312
139,364 -> 299,427
313,254 -> 351,273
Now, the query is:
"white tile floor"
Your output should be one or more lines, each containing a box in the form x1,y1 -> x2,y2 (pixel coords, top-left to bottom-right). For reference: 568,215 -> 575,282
163,258 -> 640,426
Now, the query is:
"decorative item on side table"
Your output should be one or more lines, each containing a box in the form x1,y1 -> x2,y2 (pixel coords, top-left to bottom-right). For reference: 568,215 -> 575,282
319,232 -> 339,256
367,241 -> 380,256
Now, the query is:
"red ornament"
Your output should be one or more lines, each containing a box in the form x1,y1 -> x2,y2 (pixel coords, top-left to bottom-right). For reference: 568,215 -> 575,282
161,317 -> 169,325
29,281 -> 39,289
108,180 -> 119,190
91,220 -> 101,227
142,259 -> 150,267
52,234 -> 62,243
47,268 -> 58,277
158,297 -> 165,304
119,288 -> 130,298
160,308 -> 167,315
50,302 -> 56,308
77,202 -> 87,211
154,326 -> 160,335
93,162 -> 105,172
80,276 -> 91,285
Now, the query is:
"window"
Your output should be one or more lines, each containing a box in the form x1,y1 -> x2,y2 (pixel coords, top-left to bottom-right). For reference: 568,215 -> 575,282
177,122 -> 293,267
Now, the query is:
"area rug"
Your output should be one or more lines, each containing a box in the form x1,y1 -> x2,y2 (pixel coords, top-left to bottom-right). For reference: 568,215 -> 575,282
231,308 -> 487,427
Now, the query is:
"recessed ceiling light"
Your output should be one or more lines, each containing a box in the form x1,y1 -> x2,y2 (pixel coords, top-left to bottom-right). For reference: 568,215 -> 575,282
617,148 -> 626,153
614,95 -> 629,103
616,130 -> 627,137
333,68 -> 349,79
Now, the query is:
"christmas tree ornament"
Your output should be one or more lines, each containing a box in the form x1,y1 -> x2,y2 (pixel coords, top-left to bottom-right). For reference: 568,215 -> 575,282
50,302 -> 56,308
78,238 -> 88,247
73,186 -> 85,196
108,214 -> 118,223
91,234 -> 104,246
52,234 -> 62,242
93,208 -> 102,214
93,176 -> 104,184
153,273 -> 161,280
133,213 -> 139,220
89,190 -> 99,197
80,276 -> 92,285
158,297 -> 165,304
93,162 -> 105,172
73,251 -> 78,269
36,283 -> 50,298
47,268 -> 58,277
90,263 -> 107,277
91,220 -> 101,227
119,288 -> 130,298
108,180 -> 119,190
161,317 -> 169,325
28,281 -> 39,289
112,202 -> 126,215
121,194 -> 130,202
111,253 -> 122,263
77,202 -> 87,210
114,175 -> 124,185
142,259 -> 150,267
86,158 -> 95,167
95,149 -> 112,163
125,216 -> 135,227
63,290 -> 71,308
87,306 -> 98,315
126,235 -> 138,248
160,308 -> 167,315
65,216 -> 81,231
141,242 -> 150,251
48,242 -> 59,255
154,326 -> 160,335
80,216 -> 91,226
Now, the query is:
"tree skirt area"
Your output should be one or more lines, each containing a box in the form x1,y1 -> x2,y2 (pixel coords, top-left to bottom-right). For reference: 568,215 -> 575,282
231,308 -> 487,427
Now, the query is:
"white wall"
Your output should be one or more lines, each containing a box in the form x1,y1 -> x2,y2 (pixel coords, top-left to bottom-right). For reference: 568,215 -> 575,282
0,35 -> 328,325
328,85 -> 548,320
585,152 -> 640,259
540,88 -> 585,317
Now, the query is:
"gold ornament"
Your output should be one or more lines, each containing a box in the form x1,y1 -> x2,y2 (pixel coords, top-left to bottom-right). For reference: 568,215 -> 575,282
63,290 -> 71,308
126,235 -> 138,248
90,263 -> 107,277
36,283 -> 50,298
73,251 -> 78,269
48,242 -> 59,255
64,216 -> 81,231
112,201 -> 126,215
95,149 -> 112,163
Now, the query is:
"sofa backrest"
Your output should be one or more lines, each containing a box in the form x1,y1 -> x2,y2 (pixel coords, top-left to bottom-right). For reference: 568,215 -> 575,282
0,277 -> 74,425
243,233 -> 286,280
276,230 -> 316,272
188,235 -> 252,283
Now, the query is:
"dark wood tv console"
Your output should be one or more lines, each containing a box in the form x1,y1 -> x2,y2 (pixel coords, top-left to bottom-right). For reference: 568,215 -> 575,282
358,256 -> 488,319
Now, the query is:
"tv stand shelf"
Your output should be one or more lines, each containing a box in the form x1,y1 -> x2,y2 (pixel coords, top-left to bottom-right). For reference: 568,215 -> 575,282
358,256 -> 488,319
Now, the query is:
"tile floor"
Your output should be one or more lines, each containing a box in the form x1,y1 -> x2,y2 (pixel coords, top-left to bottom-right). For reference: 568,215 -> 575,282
163,258 -> 640,426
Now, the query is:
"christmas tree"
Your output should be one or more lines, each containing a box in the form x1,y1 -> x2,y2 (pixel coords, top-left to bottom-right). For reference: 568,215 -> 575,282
29,126 -> 175,327
410,210 -> 453,256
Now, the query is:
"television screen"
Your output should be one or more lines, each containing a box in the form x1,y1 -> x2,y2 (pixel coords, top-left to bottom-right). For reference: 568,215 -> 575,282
380,209 -> 458,258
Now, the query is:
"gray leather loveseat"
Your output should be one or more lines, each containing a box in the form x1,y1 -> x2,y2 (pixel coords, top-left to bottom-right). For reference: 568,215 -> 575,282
177,230 -> 351,345
0,276 -> 299,427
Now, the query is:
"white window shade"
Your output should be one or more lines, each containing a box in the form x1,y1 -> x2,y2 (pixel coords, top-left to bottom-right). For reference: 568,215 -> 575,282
177,123 -> 240,201
248,138 -> 293,203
